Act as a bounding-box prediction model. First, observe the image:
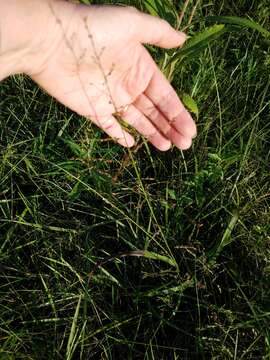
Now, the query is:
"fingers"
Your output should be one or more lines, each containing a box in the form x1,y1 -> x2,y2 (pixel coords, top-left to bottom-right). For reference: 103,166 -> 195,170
169,128 -> 193,150
145,69 -> 197,141
93,99 -> 192,151
132,10 -> 187,49
134,94 -> 193,150
122,104 -> 171,151
134,94 -> 171,137
92,115 -> 135,148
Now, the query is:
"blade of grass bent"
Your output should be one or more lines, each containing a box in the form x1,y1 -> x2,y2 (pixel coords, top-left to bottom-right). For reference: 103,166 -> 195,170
206,16 -> 270,39
166,24 -> 227,66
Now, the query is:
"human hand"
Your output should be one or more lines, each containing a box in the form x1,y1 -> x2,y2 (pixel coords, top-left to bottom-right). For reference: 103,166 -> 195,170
2,0 -> 197,150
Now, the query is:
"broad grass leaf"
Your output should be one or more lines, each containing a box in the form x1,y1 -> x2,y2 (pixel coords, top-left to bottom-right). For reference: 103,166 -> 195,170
206,16 -> 270,39
68,180 -> 83,201
208,210 -> 239,263
128,250 -> 177,268
167,24 -> 227,65
144,0 -> 178,27
181,93 -> 199,118
61,137 -> 87,158
167,188 -> 176,200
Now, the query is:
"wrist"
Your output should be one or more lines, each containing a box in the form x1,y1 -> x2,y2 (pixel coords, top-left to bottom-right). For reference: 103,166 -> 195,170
0,0 -> 76,80
0,0 -> 35,79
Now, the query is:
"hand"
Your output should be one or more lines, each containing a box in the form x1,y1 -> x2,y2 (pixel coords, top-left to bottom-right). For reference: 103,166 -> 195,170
28,2 -> 197,150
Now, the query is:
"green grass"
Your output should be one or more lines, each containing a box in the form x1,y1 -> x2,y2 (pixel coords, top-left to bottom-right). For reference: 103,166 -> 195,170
0,0 -> 270,359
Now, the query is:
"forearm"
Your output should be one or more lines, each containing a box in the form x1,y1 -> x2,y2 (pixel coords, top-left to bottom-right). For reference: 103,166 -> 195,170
0,0 -> 74,81
1,0 -> 35,79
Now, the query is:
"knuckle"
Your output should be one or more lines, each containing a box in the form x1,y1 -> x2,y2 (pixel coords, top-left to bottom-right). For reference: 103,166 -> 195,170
147,106 -> 159,120
168,107 -> 186,124
146,130 -> 158,139
159,18 -> 171,30
101,118 -> 115,131
126,6 -> 139,13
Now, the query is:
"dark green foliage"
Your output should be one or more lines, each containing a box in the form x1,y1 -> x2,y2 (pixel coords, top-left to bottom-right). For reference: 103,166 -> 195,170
0,0 -> 269,359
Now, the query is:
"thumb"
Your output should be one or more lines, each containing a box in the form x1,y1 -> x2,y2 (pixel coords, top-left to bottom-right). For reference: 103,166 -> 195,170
133,11 -> 187,49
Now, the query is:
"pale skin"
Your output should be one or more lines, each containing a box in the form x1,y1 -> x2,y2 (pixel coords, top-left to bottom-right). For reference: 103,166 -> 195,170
0,0 -> 197,151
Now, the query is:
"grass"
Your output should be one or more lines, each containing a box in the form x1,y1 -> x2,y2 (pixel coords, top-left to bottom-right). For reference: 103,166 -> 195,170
0,0 -> 270,359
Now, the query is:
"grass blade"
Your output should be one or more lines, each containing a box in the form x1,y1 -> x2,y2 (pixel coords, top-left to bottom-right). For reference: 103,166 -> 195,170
219,210 -> 239,249
66,294 -> 82,360
143,278 -> 195,297
144,0 -> 178,26
206,16 -> 270,39
167,24 -> 227,65
208,210 -> 239,262
142,250 -> 177,268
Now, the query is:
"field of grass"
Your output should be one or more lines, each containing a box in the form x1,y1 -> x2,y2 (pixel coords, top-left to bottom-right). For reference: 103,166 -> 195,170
0,0 -> 270,359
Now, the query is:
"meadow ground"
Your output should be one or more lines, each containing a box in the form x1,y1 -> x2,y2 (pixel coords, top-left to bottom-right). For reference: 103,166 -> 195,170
0,0 -> 269,359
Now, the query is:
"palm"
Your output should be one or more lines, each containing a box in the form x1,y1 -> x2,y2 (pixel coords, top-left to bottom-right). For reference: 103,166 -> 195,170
32,5 -> 196,150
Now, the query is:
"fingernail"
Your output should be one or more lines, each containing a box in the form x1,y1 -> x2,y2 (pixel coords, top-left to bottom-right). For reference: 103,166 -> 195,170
118,135 -> 135,148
